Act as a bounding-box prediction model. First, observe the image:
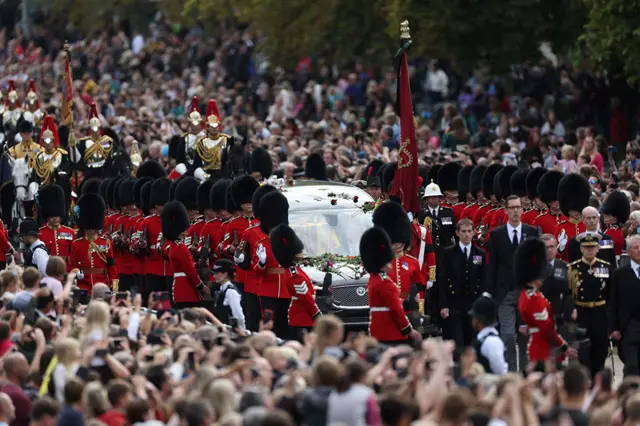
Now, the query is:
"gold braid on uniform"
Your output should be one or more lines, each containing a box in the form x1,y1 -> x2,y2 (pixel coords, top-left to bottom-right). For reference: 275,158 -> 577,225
33,150 -> 67,184
83,136 -> 113,162
86,234 -> 109,264
568,267 -> 580,299
195,134 -> 228,169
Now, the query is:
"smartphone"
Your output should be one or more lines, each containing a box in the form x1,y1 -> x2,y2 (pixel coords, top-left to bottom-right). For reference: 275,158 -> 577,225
187,351 -> 196,367
608,146 -> 618,153
109,338 -> 125,353
116,292 -> 128,301
63,299 -> 70,309
263,309 -> 274,323
73,290 -> 89,305
250,367 -> 260,379
95,349 -> 107,358
215,335 -> 225,346
154,291 -> 169,301
229,318 -> 239,329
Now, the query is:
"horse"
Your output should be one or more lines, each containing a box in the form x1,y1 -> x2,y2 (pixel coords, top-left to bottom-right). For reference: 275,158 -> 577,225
0,155 -> 37,233
223,138 -> 250,179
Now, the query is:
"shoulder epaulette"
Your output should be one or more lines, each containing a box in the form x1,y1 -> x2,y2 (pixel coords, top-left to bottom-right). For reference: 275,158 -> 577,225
404,253 -> 418,261
534,212 -> 547,220
58,148 -> 68,155
73,237 -> 84,242
568,259 -> 582,266
595,258 -> 610,265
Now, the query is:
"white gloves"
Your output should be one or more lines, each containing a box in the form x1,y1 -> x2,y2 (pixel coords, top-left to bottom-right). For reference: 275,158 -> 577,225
427,280 -> 434,290
257,245 -> 267,265
194,167 -> 208,182
557,229 -> 568,252
234,253 -> 245,265
76,270 -> 85,280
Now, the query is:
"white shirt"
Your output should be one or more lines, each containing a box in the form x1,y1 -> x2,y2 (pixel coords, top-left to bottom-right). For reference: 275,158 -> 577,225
459,242 -> 472,258
477,326 -> 507,375
429,206 -> 439,217
506,222 -> 522,244
221,281 -> 246,330
425,69 -> 449,96
29,239 -> 49,277
631,260 -> 640,279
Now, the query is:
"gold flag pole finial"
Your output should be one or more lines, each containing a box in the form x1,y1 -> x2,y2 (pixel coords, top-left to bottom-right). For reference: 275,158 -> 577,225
63,40 -> 70,56
400,20 -> 411,40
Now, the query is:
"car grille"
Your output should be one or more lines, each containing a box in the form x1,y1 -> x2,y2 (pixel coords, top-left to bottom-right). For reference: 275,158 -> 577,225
331,285 -> 369,309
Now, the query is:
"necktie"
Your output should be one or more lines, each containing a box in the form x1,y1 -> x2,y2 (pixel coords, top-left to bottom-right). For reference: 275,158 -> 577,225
463,247 -> 468,259
512,229 -> 518,246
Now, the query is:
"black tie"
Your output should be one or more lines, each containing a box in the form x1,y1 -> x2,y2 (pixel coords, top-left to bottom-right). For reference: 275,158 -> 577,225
512,229 -> 519,246
463,247 -> 468,259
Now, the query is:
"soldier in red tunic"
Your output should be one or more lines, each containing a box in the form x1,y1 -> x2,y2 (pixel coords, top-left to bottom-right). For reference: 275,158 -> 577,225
488,166 -> 518,232
113,178 -> 139,291
0,218 -> 15,271
555,174 -> 590,261
462,165 -> 489,224
174,177 -> 204,255
456,165 -> 475,220
438,162 -> 464,220
37,184 -> 75,265
197,179 -> 231,271
101,178 -> 117,236
474,164 -> 502,247
516,238 -> 577,370
271,224 -> 322,342
521,168 -> 548,226
131,176 -> 153,297
533,170 -> 566,235
602,191 -> 630,257
69,193 -> 119,293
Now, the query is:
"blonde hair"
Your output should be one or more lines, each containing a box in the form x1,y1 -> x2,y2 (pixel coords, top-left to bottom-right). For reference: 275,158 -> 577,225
562,144 -> 576,160
82,382 -> 110,419
80,301 -> 111,347
188,366 -> 219,398
313,315 -> 343,356
203,378 -> 235,420
56,338 -> 81,367
263,346 -> 296,367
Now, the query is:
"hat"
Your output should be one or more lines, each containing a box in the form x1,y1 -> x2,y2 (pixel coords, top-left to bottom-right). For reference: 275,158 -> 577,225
150,178 -> 172,208
118,178 -> 136,207
469,165 -> 487,198
225,185 -> 240,213
80,178 -> 102,196
230,175 -> 260,206
250,148 -> 273,180
372,201 -> 411,247
25,80 -> 38,107
482,164 -> 502,198
17,218 -> 39,236
513,238 -> 548,287
140,181 -> 153,216
359,226 -> 394,274
77,193 -> 106,230
161,201 -> 190,241
510,168 -> 529,198
99,178 -> 113,207
422,181 -> 443,198
494,165 -> 518,200
205,100 -> 221,129
197,180 -> 215,212
252,184 -> 277,219
380,162 -> 397,192
365,159 -> 384,188
305,153 -> 327,180
437,162 -> 462,193
18,119 -> 33,134
468,293 -> 497,325
270,224 -> 304,268
39,115 -> 59,147
88,103 -> 101,129
602,191 -> 631,224
212,259 -> 235,275
134,177 -> 153,209
210,179 -> 231,212
525,167 -> 547,200
427,164 -> 441,188
457,165 -> 474,201
188,96 -> 203,127
136,160 -> 167,179
38,184 -> 66,219
112,178 -> 125,210
537,170 -> 563,204
259,191 -> 289,234
558,174 -> 591,217
175,177 -> 200,211
576,232 -> 602,247
169,176 -> 183,201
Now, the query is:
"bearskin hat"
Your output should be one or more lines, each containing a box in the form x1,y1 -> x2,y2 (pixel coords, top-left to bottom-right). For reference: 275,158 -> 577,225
252,184 -> 277,219
494,165 -> 518,200
537,170 -> 563,204
365,159 -> 384,187
197,180 -> 215,213
150,178 -> 172,208
230,175 -> 260,206
225,185 -> 240,213
510,168 -> 529,198
38,184 -> 65,219
169,176 -> 183,201
210,179 -> 231,212
526,167 -> 547,200
270,224 -> 305,268
380,162 -> 397,193
372,201 -> 411,248
118,178 -> 136,207
134,177 -> 152,209
482,164 -> 502,198
514,238 -> 548,287
111,178 -> 125,210
558,174 -> 591,217
175,177 -> 200,211
99,178 -> 113,207
80,178 -> 101,196
427,164 -> 441,187
140,181 -> 153,216
106,178 -> 118,209
437,162 -> 462,193
136,160 -> 166,179
359,226 -> 394,274
457,165 -> 474,201
602,191 -> 631,224
470,165 -> 487,197
259,191 -> 289,234
161,200 -> 190,242
305,153 -> 327,180
18,119 -> 33,134
77,193 -> 106,231
250,147 -> 273,180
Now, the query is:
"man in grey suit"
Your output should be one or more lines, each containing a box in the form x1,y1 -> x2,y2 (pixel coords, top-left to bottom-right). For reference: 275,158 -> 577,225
486,195 -> 540,371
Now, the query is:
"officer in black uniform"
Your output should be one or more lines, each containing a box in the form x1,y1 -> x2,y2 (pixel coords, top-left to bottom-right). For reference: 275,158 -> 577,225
212,259 -> 246,331
540,234 -> 573,330
469,292 -> 507,375
568,232 -> 612,378
567,206 -> 616,266
418,180 -> 456,255
18,218 -> 50,277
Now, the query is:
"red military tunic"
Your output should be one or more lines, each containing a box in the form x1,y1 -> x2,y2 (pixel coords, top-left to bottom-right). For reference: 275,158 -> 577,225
38,225 -> 75,263
186,218 -> 205,248
522,206 -> 546,226
604,225 -> 625,256
532,210 -> 566,236
368,273 -> 412,342
408,222 -> 436,283
0,219 -> 13,264
112,214 -> 132,276
130,215 -> 146,275
461,202 -> 480,223
197,218 -> 224,273
488,207 -> 507,232
477,206 -> 500,243
252,235 -> 290,299
471,202 -> 494,229
284,265 -> 321,327
168,239 -> 204,303
518,286 -> 566,363
441,200 -> 465,222
239,223 -> 263,297
69,236 -> 119,293
555,219 -> 586,261
103,212 -> 116,236
139,214 -> 170,277
387,253 -> 423,299
219,215 -> 256,284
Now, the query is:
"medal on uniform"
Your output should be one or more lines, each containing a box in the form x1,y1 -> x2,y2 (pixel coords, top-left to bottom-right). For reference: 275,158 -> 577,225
402,261 -> 409,270
588,267 -> 594,275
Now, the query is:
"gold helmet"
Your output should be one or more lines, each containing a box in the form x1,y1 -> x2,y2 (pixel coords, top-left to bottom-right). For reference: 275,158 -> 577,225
39,116 -> 59,147
188,96 -> 203,127
130,140 -> 143,167
25,80 -> 39,107
205,99 -> 221,129
7,80 -> 19,106
88,103 -> 101,130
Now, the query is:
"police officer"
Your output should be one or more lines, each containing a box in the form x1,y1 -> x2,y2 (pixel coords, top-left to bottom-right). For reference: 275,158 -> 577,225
212,259 -> 246,331
568,232 -> 612,378
469,293 -> 507,375
18,218 -> 49,277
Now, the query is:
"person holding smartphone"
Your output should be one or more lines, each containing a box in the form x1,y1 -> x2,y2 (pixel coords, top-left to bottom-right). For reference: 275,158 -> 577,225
212,259 -> 245,331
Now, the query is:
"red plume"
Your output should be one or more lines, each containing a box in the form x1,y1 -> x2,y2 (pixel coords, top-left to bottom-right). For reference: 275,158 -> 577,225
89,103 -> 99,120
6,79 -> 20,107
39,115 -> 60,147
206,100 -> 221,122
190,96 -> 200,114
367,166 -> 373,177
417,176 -> 423,187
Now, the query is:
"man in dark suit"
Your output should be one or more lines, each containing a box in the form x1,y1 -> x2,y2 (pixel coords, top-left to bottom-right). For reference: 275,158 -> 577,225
568,206 -> 616,266
540,233 -> 574,328
487,194 -> 540,371
610,235 -> 640,377
439,218 -> 486,348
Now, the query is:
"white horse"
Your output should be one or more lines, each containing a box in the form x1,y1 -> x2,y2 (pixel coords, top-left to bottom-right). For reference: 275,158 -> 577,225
6,155 -> 38,221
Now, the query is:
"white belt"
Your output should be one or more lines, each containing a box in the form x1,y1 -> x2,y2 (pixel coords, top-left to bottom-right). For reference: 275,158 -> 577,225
370,307 -> 390,312
174,272 -> 186,278
529,327 -> 540,334
291,296 -> 298,300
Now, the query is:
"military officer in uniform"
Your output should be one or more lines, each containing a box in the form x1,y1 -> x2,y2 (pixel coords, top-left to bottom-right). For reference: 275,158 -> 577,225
521,168 -> 548,226
34,116 -> 70,188
602,191 -> 630,258
461,165 -> 488,223
555,174 -> 590,261
438,162 -> 464,221
140,177 -> 172,293
249,147 -> 273,182
567,207 -> 616,265
533,170 -> 567,235
2,80 -> 22,134
419,181 -> 456,253
37,184 -> 75,264
539,234 -> 573,332
24,80 -> 44,128
568,233 -> 612,378
74,104 -> 115,179
474,164 -> 502,245
8,119 -> 40,165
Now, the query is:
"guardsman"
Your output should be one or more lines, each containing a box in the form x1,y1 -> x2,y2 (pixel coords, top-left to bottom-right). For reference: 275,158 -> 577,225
131,176 -> 153,297
555,174 -> 590,261
37,184 -> 75,264
34,116 -> 70,186
74,103 -> 115,179
510,168 -> 531,214
168,97 -> 206,181
602,191 -> 630,258
568,233 -> 612,378
69,193 -> 119,293
361,226 -> 421,344
462,165 -> 488,225
533,170 -> 567,235
364,159 -> 384,203
174,177 -> 204,256
198,179 -> 232,274
162,200 -> 211,308
271,224 -> 322,342
140,177 -> 172,293
24,80 -> 44,127
567,207 -> 616,265
474,164 -> 502,246
408,214 -> 436,311
517,237 -> 577,369
115,178 -> 139,292
488,165 -> 519,231
456,165 -> 475,219
110,179 -> 127,279
249,147 -> 273,182
521,168 -> 547,225
3,80 -> 22,133
438,162 -> 463,221
101,178 -> 116,234
0,218 -> 15,271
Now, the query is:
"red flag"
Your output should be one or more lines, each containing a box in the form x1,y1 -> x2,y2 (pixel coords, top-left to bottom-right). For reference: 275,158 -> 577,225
61,48 -> 73,126
389,51 -> 419,214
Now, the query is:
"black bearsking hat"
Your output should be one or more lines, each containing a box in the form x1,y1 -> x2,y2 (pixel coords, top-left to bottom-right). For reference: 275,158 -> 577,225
210,179 -> 231,212
112,178 -> 125,211
372,201 -> 411,248
482,164 -> 502,198
602,191 -> 631,224
230,175 -> 260,206
38,184 -> 65,219
118,178 -> 136,207
510,168 -> 529,198
365,159 -> 384,188
134,177 -> 153,209
175,177 -> 200,211
270,224 -> 305,268
169,176 -> 184,201
494,165 -> 518,200
18,119 -> 33,134
77,193 -> 106,230
305,153 -> 327,181
225,185 -> 240,213
514,238 -> 548,287
558,174 -> 591,217
250,147 -> 273,180
197,180 -> 215,213
427,164 -> 441,187
468,293 -> 497,326
161,200 -> 190,241
457,165 -> 474,200
537,170 -> 563,204
380,162 -> 397,192
80,178 -> 101,196
470,165 -> 487,198
140,181 -> 153,216
150,177 -> 172,208
437,162 -> 461,193
252,184 -> 277,219
525,167 -> 547,200
259,191 -> 289,234
105,178 -> 118,209
99,178 -> 113,207
359,226 -> 394,274
136,160 -> 167,179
